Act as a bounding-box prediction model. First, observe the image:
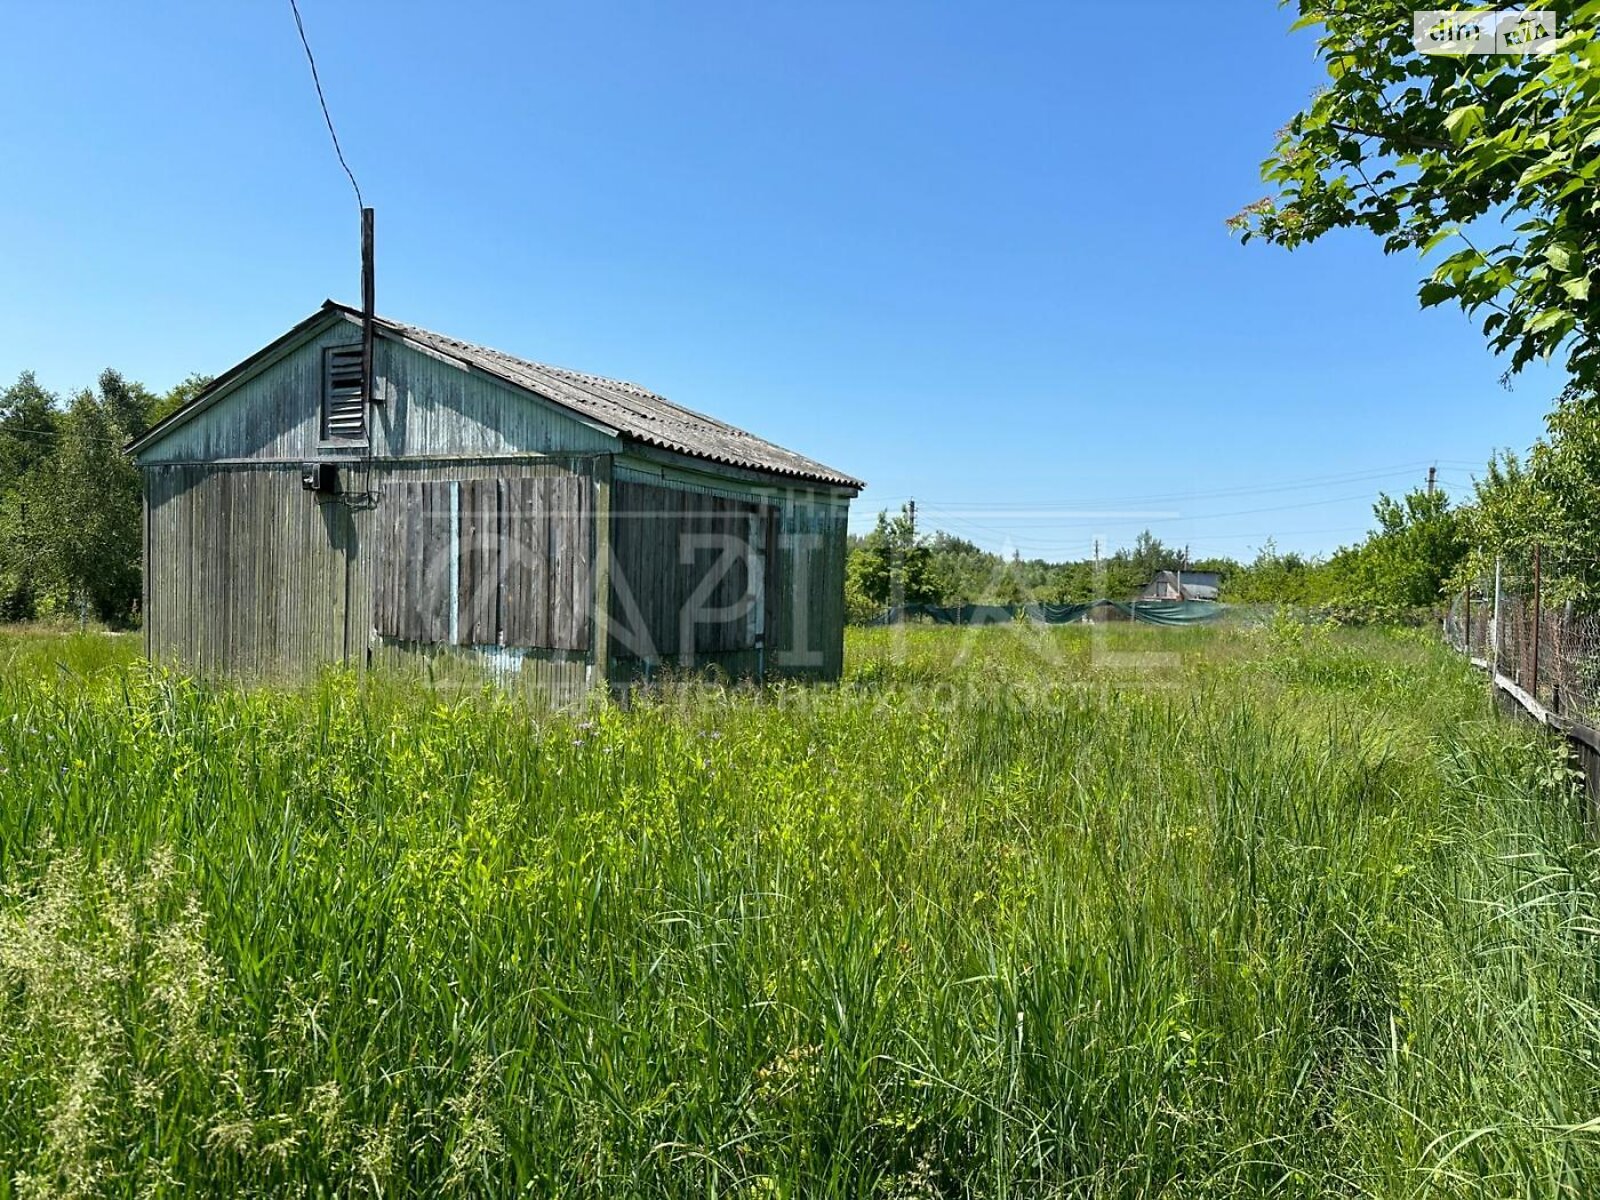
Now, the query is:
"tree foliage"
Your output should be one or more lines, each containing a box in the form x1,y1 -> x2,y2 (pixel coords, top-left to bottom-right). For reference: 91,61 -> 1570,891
845,505 -> 938,619
148,372 -> 214,425
0,374 -> 61,620
844,517 -> 1236,614
1465,386 -> 1600,602
1342,486 -> 1467,606
839,491 -> 1470,620
0,367 -> 197,625
1226,540 -> 1322,605
1235,1 -> 1600,386
1239,489 -> 1465,612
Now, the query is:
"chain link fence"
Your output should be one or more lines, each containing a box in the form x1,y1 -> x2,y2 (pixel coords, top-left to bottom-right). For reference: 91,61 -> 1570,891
1446,549 -> 1600,727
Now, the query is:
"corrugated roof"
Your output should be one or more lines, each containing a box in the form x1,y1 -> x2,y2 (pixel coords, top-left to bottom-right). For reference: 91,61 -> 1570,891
339,304 -> 862,491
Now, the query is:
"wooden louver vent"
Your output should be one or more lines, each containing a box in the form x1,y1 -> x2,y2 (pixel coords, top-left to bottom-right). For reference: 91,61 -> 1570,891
322,347 -> 367,441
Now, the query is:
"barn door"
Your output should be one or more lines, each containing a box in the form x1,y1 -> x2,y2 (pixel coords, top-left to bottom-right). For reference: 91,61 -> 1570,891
373,472 -> 593,652
373,480 -> 454,644
501,474 -> 592,652
607,483 -> 769,665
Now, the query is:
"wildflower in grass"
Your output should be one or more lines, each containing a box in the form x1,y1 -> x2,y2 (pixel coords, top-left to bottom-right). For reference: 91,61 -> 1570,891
1,845 -> 236,1198
204,1117 -> 256,1159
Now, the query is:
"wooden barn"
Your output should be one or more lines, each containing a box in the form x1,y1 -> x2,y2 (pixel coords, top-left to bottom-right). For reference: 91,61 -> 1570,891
128,301 -> 862,699
1138,570 -> 1220,602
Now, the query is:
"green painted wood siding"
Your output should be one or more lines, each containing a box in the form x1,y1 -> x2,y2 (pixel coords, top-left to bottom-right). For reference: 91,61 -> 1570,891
137,316 -> 618,465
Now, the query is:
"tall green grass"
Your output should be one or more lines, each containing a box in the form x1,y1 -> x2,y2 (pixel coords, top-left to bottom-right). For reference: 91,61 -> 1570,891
1,620 -> 1598,1196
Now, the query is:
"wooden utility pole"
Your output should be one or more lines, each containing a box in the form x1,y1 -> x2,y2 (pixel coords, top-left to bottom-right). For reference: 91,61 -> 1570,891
361,207 -> 375,404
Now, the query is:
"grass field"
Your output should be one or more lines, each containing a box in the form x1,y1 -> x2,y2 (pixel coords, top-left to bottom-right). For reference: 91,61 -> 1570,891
2,620 -> 1599,1197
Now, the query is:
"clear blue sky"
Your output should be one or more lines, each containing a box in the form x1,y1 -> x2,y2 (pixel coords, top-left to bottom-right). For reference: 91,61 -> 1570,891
0,1 -> 1562,562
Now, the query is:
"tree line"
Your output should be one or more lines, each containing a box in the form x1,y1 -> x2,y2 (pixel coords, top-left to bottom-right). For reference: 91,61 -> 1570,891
845,514 -> 1233,619
0,369 -> 208,625
844,483 -> 1470,623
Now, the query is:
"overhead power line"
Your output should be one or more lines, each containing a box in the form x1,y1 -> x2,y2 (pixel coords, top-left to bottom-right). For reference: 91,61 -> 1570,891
288,0 -> 364,209
917,485 -> 1431,548
1,425 -> 126,446
900,461 -> 1453,513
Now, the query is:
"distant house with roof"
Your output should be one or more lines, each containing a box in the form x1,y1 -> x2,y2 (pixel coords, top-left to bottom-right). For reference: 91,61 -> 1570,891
127,301 -> 863,698
1138,570 -> 1220,602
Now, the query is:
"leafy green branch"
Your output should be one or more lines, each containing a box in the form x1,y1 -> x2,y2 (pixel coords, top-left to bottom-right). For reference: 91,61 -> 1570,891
1234,0 -> 1600,386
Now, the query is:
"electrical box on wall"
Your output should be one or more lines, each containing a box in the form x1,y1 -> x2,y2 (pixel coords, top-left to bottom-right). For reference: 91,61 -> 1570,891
301,462 -> 337,493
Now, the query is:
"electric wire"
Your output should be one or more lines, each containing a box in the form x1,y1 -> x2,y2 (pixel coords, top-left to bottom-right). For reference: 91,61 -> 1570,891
0,425 -> 133,447
916,486 -> 1434,546
892,461 -> 1466,512
288,0 -> 364,210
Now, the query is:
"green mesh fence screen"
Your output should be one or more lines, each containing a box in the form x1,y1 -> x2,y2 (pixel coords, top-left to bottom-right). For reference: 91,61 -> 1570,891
865,600 -> 1225,627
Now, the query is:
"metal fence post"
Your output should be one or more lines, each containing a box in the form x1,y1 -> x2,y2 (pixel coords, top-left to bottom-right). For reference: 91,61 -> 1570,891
1532,543 -> 1542,704
1464,583 -> 1471,656
1492,555 -> 1502,675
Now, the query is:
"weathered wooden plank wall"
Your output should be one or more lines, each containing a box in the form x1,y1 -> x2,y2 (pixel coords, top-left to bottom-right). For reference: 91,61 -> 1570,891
144,464 -> 351,679
373,338 -> 617,459
147,457 -> 600,686
147,458 -> 848,690
139,317 -> 854,695
607,475 -> 848,681
368,472 -> 593,652
137,324 -> 359,464
138,321 -> 619,465
459,479 -> 499,646
373,480 -> 452,644
362,460 -> 599,706
766,491 -> 849,680
610,481 -> 761,665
